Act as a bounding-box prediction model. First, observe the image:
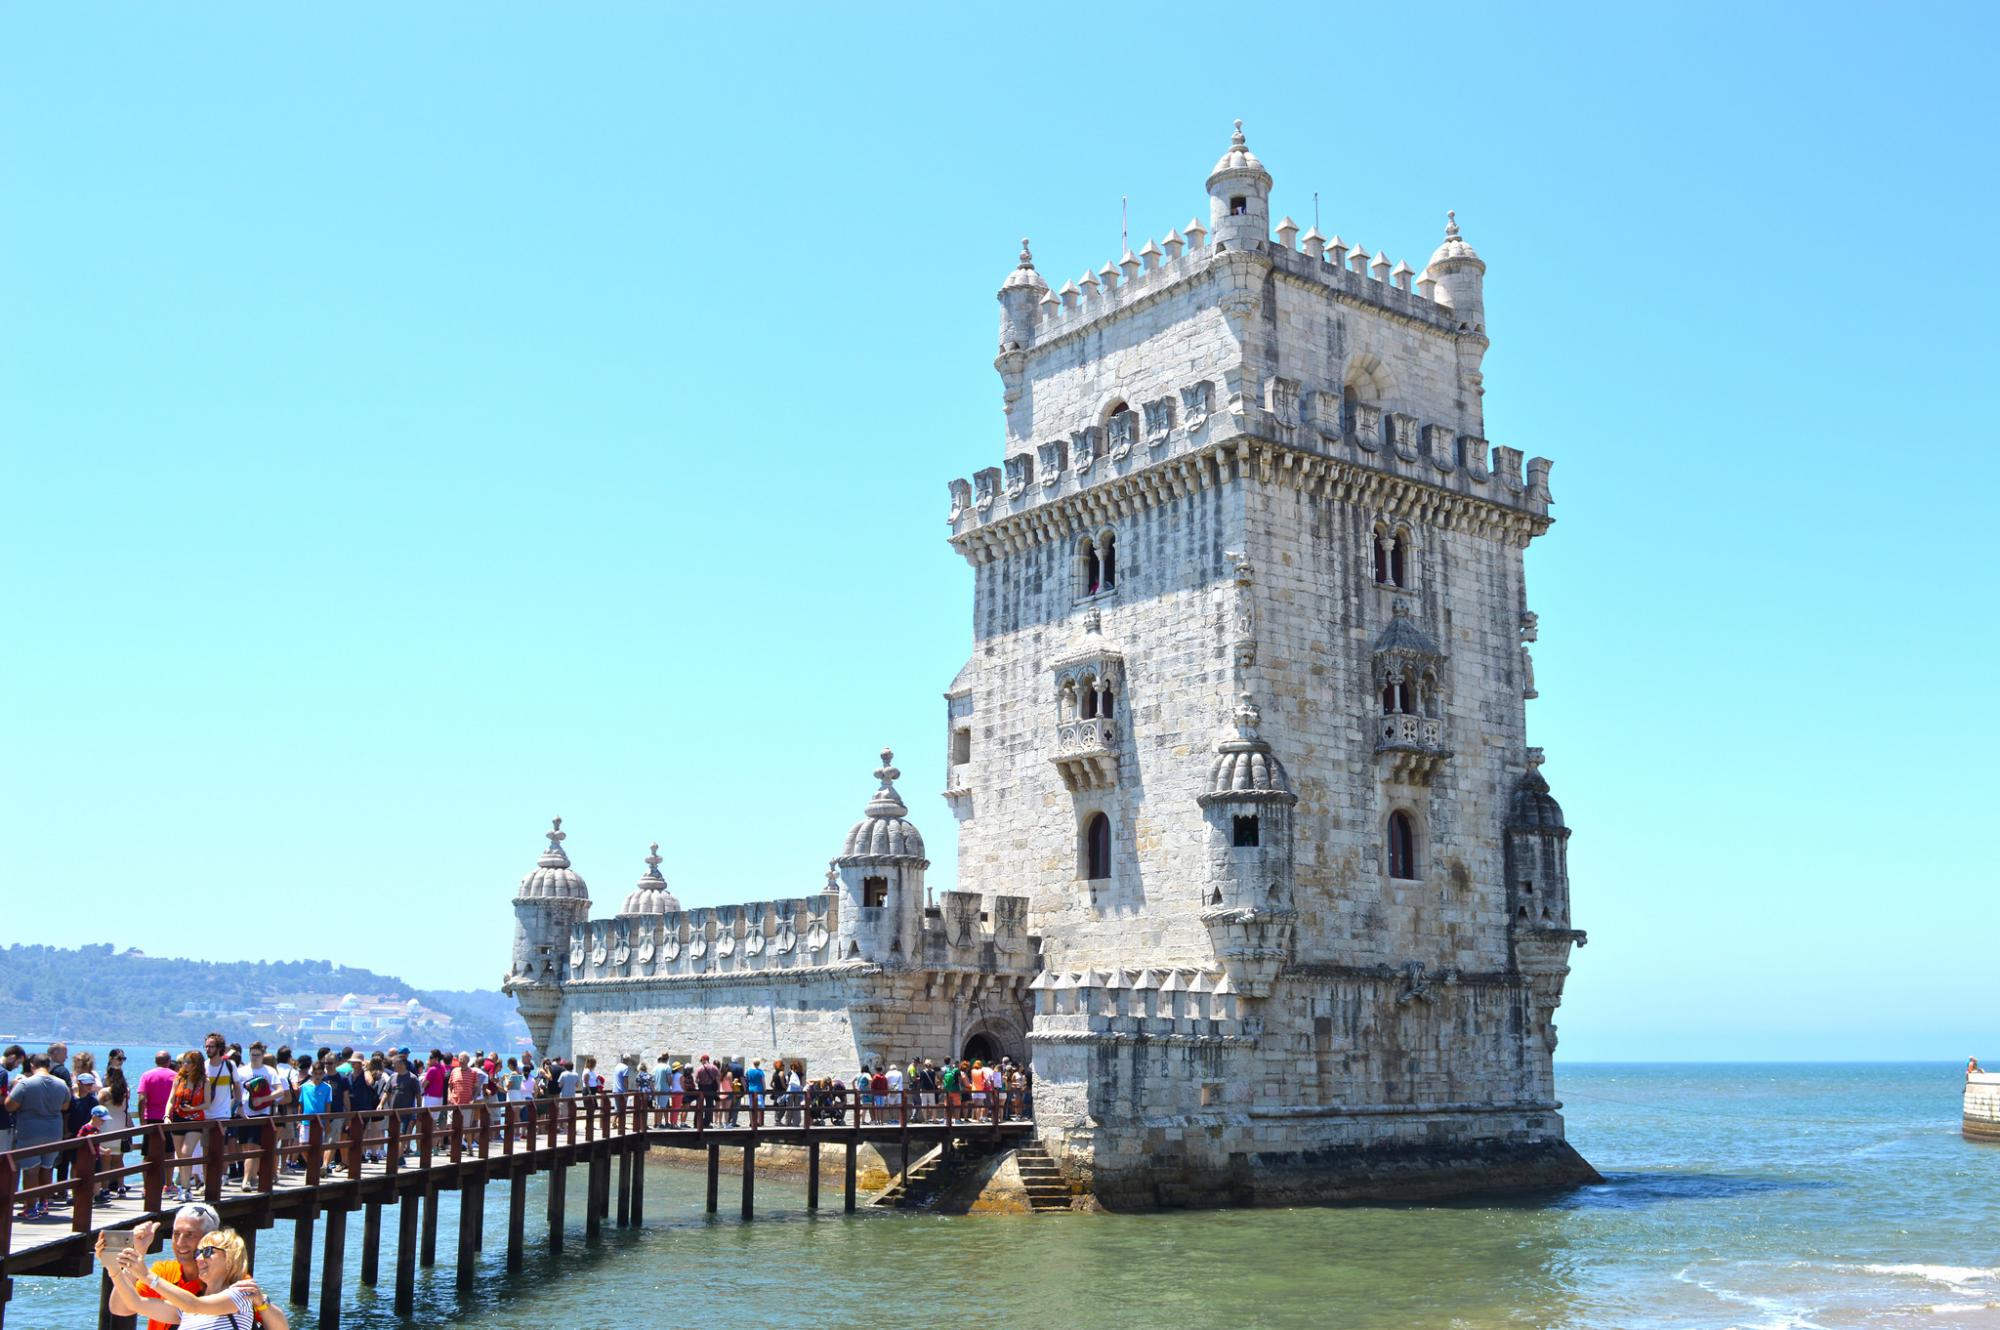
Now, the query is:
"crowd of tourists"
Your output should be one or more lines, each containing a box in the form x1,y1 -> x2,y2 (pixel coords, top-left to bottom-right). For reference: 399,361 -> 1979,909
2,1036 -> 1030,1224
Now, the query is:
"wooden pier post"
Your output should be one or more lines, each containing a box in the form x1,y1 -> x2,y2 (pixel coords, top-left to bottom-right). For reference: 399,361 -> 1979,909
547,1162 -> 566,1253
507,1173 -> 528,1273
360,1199 -> 383,1286
472,1178 -> 486,1251
455,1182 -> 479,1294
807,1140 -> 821,1212
420,1184 -> 439,1268
394,1189 -> 420,1317
741,1142 -> 756,1221
705,1141 -> 719,1214
289,1211 -> 315,1306
585,1153 -> 605,1240
844,1140 -> 857,1213
630,1146 -> 646,1227
318,1206 -> 347,1330
615,1147 -> 632,1228
97,1268 -> 135,1330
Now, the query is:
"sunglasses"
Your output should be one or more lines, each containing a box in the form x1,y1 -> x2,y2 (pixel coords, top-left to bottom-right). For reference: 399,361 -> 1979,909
195,1246 -> 224,1259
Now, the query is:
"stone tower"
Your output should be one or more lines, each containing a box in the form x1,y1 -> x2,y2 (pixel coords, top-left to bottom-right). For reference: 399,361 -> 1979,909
503,817 -> 591,1056
945,122 -> 1593,1205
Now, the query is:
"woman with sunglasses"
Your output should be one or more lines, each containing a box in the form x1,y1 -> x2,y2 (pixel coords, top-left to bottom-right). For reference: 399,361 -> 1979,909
103,1221 -> 289,1330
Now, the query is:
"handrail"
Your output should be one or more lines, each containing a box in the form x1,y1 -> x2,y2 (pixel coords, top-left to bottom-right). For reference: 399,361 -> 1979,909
1,1084 -> 1033,1245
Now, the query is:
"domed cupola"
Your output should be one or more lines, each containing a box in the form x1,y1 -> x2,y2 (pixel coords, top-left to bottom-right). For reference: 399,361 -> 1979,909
1507,753 -> 1567,833
838,749 -> 929,867
831,748 -> 929,965
516,817 -> 590,903
1206,119 -> 1273,250
1202,694 -> 1298,807
619,842 -> 681,917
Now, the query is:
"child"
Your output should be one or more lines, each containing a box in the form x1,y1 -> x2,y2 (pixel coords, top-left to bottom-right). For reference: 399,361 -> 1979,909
77,1104 -> 119,1204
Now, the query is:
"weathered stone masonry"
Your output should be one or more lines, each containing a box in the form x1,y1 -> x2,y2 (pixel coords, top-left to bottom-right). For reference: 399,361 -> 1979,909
505,122 -> 1594,1208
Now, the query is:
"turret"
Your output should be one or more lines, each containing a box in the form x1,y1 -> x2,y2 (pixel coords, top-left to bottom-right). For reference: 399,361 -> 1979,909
831,748 -> 929,964
1423,211 -> 1490,435
1206,120 -> 1273,251
1504,749 -> 1572,939
1196,694 -> 1298,996
505,817 -> 592,1054
996,238 -> 1048,443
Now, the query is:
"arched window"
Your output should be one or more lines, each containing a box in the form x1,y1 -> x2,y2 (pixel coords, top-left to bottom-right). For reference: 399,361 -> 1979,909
1080,537 -> 1102,596
1386,812 -> 1416,880
1100,684 -> 1115,717
1374,533 -> 1391,585
1079,673 -> 1098,719
1099,531 -> 1117,590
1085,813 -> 1112,881
1381,681 -> 1401,714
1390,532 -> 1409,588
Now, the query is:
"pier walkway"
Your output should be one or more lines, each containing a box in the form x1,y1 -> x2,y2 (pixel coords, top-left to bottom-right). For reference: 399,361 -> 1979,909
1,1090 -> 1034,1328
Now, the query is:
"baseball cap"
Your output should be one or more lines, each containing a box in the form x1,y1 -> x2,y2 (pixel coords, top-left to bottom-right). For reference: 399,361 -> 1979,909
90,1105 -> 110,1119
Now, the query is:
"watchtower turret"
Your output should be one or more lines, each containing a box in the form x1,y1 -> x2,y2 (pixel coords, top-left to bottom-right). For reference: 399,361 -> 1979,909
831,749 -> 929,964
996,239 -> 1048,443
505,817 -> 591,1053
1196,694 -> 1298,997
1206,120 -> 1272,251
1424,211 -> 1490,435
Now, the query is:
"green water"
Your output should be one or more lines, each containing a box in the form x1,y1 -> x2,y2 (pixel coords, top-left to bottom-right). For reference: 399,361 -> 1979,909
17,1064 -> 1997,1329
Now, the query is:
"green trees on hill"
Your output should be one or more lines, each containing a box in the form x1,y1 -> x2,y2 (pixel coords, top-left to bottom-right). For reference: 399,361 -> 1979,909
0,943 -> 523,1049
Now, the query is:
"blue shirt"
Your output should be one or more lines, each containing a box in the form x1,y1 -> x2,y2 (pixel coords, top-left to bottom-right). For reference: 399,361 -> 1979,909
300,1081 -> 332,1114
744,1067 -> 766,1095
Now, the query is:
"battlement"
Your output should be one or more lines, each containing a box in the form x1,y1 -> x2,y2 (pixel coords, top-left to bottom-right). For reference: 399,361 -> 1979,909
1028,966 -> 1250,1041
1028,217 -> 1455,352
565,888 -> 1038,984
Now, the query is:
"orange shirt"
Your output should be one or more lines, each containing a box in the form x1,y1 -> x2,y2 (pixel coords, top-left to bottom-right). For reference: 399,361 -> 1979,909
138,1258 -> 205,1330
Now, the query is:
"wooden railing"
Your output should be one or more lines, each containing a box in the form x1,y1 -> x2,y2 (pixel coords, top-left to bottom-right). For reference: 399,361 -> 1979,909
0,1082 -> 1033,1248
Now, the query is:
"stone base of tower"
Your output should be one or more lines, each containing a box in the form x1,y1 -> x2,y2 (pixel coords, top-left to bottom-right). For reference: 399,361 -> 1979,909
1038,1107 -> 1597,1210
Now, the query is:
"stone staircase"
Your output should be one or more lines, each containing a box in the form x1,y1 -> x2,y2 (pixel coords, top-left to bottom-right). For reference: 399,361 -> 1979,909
1012,1141 -> 1076,1213
872,1143 -> 978,1209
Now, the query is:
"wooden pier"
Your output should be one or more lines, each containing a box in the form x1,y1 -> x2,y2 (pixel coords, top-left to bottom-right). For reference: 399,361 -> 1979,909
0,1090 -> 1034,1328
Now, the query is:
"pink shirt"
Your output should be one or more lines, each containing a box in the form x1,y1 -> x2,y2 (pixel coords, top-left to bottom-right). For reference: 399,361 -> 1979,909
137,1066 -> 176,1122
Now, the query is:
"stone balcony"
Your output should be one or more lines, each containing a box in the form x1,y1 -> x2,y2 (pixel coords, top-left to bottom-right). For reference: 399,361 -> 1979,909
1053,716 -> 1120,791
1375,712 -> 1450,784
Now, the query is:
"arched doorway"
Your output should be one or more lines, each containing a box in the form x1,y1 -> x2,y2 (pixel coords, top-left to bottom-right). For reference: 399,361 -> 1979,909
962,1031 -> 1000,1063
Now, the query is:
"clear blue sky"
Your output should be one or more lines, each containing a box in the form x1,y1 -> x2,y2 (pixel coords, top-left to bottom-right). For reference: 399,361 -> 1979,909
4,5 -> 1992,1061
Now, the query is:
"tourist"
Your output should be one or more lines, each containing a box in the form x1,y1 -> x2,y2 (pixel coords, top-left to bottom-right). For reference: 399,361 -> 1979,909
693,1054 -> 719,1128
7,1053 -> 71,1221
59,1060 -> 99,1201
199,1034 -> 238,1185
106,1220 -> 286,1330
47,1041 -> 73,1087
102,1201 -> 225,1330
297,1062 -> 332,1172
236,1043 -> 281,1192
387,1053 -> 421,1153
783,1062 -> 806,1126
722,1062 -> 743,1126
1971,1056 -> 1983,1076
581,1055 -> 605,1095
916,1060 -> 938,1123
885,1060 -> 905,1119
421,1050 -> 449,1133
137,1052 -> 175,1128
448,1052 -> 481,1151
166,1050 -> 208,1200
744,1059 -> 766,1125
0,1044 -> 22,1152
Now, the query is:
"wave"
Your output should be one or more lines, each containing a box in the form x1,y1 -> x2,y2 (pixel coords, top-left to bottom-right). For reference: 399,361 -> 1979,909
1673,1265 -> 1829,1330
1859,1262 -> 1997,1293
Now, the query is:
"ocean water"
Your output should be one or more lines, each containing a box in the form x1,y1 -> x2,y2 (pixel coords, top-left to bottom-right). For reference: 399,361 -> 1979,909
12,1062 -> 1993,1329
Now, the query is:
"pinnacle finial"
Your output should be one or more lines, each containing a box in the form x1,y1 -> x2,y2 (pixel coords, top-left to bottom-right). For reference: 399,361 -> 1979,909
1232,118 -> 1245,146
1018,237 -> 1034,269
547,817 -> 566,847
1392,597 -> 1412,618
645,842 -> 662,871
1233,691 -> 1263,736
875,748 -> 900,785
1445,209 -> 1460,239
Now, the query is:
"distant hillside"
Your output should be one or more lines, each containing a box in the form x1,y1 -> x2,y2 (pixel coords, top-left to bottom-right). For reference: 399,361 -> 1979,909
0,943 -> 527,1051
